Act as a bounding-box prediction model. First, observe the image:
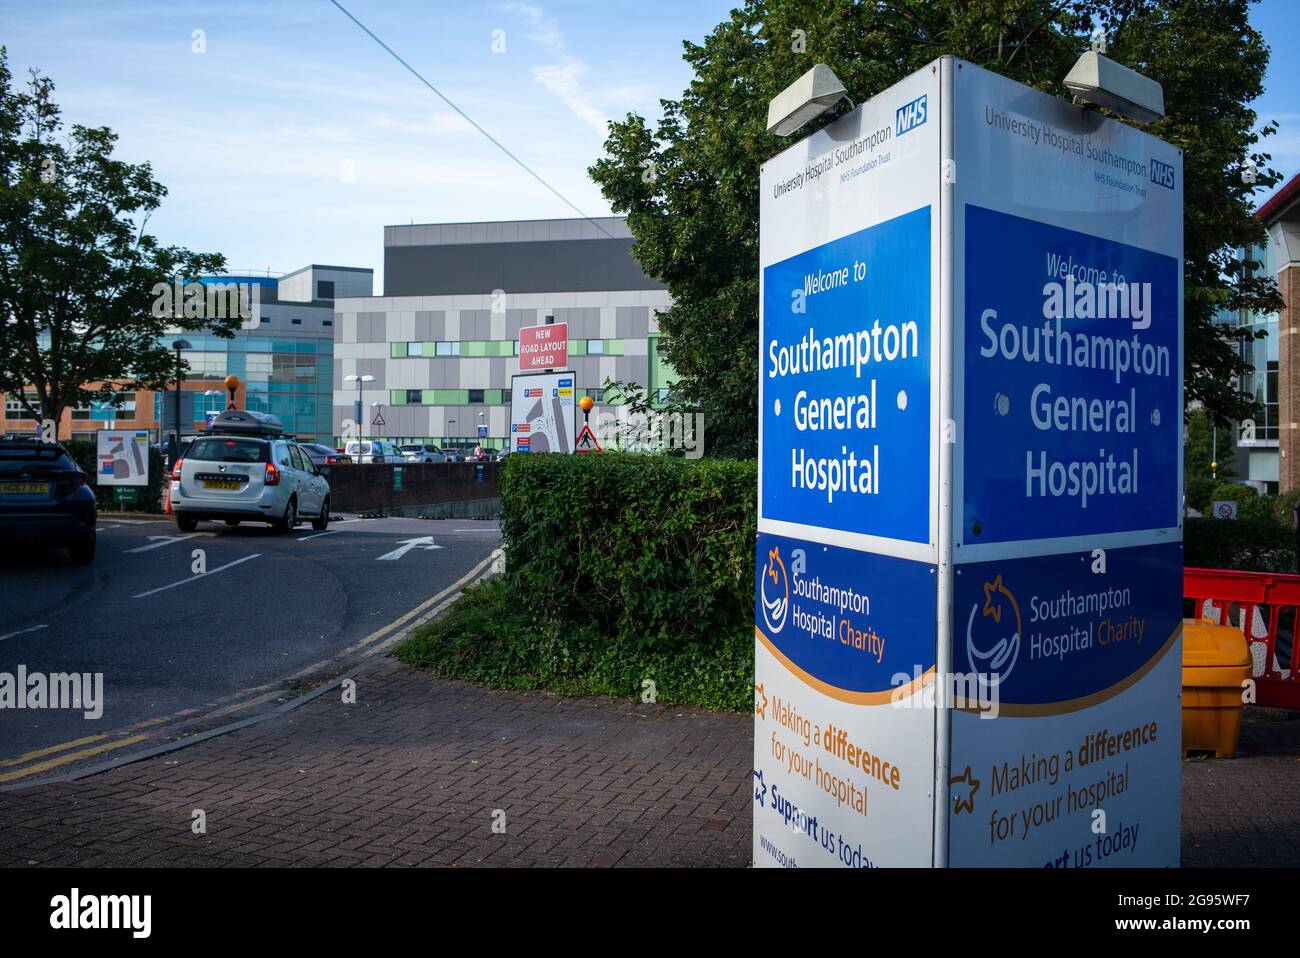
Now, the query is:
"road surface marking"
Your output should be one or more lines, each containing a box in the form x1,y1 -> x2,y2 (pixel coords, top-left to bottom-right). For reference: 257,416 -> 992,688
376,536 -> 445,560
347,547 -> 502,656
0,733 -> 108,768
132,554 -> 261,599
124,533 -> 213,554
0,734 -> 150,785
298,530 -> 339,541
0,624 -> 48,642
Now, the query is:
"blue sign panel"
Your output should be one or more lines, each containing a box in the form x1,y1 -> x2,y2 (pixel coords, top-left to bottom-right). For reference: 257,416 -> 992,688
756,531 -> 936,695
963,205 -> 1179,543
951,541 -> 1181,706
761,206 -> 932,543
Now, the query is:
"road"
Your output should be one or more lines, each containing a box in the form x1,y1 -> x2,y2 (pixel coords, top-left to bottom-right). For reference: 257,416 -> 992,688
0,515 -> 500,785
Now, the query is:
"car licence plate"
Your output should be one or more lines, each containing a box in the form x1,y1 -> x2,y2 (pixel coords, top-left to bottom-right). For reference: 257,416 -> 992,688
201,479 -> 241,490
0,482 -> 50,495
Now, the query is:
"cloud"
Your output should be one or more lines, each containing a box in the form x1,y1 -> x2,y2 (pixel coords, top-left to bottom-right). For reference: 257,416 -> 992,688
507,2 -> 610,135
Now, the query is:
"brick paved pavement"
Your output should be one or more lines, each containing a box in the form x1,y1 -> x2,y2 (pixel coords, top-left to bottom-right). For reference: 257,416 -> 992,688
1,658 -> 1297,867
0,659 -> 751,868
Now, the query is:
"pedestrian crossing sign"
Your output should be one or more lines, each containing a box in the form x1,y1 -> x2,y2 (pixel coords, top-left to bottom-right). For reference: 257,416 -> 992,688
575,423 -> 601,454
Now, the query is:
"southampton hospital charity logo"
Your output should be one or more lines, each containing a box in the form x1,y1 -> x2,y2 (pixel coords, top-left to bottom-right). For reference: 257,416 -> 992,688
760,546 -> 789,635
966,574 -> 1021,688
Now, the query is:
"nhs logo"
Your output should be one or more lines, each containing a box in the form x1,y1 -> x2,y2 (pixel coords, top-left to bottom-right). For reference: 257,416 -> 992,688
896,95 -> 927,136
1150,158 -> 1175,190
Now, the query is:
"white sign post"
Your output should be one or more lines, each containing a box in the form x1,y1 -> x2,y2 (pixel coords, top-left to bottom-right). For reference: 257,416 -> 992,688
755,57 -> 1182,868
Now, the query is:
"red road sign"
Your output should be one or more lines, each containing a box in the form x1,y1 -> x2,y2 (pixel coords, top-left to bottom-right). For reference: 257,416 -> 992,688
519,322 -> 568,371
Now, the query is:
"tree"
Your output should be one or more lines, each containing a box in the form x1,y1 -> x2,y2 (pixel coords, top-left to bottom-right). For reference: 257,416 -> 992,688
590,0 -> 1281,456
0,49 -> 230,429
1185,406 -> 1235,511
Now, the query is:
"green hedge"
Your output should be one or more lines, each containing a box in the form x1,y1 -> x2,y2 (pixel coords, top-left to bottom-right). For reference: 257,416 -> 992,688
1184,516 -> 1294,573
498,452 -> 757,649
397,453 -> 758,711
63,439 -> 164,512
395,577 -> 754,711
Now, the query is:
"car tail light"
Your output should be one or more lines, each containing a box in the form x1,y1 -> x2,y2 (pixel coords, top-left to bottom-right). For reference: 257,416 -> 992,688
171,458 -> 183,481
264,461 -> 281,485
326,455 -> 338,464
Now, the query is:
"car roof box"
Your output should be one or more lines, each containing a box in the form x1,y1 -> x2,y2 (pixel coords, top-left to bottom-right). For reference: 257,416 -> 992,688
210,409 -> 283,437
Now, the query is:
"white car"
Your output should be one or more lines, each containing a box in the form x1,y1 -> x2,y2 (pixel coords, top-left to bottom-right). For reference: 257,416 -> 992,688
172,411 -> 330,533
399,443 -> 450,463
344,439 -> 406,463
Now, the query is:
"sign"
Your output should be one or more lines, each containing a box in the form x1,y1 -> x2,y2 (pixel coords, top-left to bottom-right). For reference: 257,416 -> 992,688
95,429 -> 150,486
756,61 -> 941,868
755,58 -> 1182,869
392,467 -> 403,492
372,409 -> 386,427
509,371 -> 575,454
519,322 -> 569,371
477,424 -> 488,438
575,423 -> 602,454
1212,500 -> 1238,520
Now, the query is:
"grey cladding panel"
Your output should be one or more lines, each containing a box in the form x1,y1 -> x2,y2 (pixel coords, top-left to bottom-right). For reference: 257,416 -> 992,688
385,237 -> 664,296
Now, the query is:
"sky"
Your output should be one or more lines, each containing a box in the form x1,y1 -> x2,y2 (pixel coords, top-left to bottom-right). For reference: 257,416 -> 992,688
1,0 -> 1297,290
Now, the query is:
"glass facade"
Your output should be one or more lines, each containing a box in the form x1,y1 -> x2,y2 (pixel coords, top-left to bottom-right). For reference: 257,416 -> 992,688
164,332 -> 335,441
1236,243 -> 1279,442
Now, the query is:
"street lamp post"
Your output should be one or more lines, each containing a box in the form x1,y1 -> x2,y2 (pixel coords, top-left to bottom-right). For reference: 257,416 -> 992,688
170,338 -> 192,464
344,373 -> 375,439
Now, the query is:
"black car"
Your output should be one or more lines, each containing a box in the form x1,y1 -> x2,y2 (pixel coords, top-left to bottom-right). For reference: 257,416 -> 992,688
298,442 -> 353,467
0,437 -> 96,563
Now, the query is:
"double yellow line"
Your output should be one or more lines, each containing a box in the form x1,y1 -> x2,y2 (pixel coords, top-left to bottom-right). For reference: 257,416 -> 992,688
0,547 -> 502,787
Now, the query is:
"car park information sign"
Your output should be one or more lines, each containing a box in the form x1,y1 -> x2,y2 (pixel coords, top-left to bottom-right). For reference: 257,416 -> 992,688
95,429 -> 151,486
509,370 -> 576,454
755,57 -> 1182,868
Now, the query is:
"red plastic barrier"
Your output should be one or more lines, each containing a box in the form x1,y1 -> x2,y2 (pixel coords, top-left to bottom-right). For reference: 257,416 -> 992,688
1185,567 -> 1300,709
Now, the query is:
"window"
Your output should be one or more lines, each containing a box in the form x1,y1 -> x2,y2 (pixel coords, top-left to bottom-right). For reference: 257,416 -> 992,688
435,341 -> 460,357
71,392 -> 137,420
259,316 -> 270,325
468,389 -> 484,404
513,340 -> 520,355
406,390 -> 422,404
187,438 -> 268,464
323,319 -> 333,327
291,318 -> 302,325
586,339 -> 604,355
317,280 -> 335,299
4,391 -> 38,420
408,341 -> 424,357
586,388 -> 605,404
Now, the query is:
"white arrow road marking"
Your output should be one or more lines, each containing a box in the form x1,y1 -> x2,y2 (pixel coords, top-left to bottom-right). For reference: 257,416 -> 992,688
124,533 -> 213,554
376,536 -> 445,561
0,624 -> 48,642
132,554 -> 261,599
298,530 -> 339,541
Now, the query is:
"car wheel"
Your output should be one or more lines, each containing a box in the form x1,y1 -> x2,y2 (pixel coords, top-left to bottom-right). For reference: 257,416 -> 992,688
312,497 -> 330,531
176,514 -> 198,532
274,498 -> 297,534
67,538 -> 95,565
